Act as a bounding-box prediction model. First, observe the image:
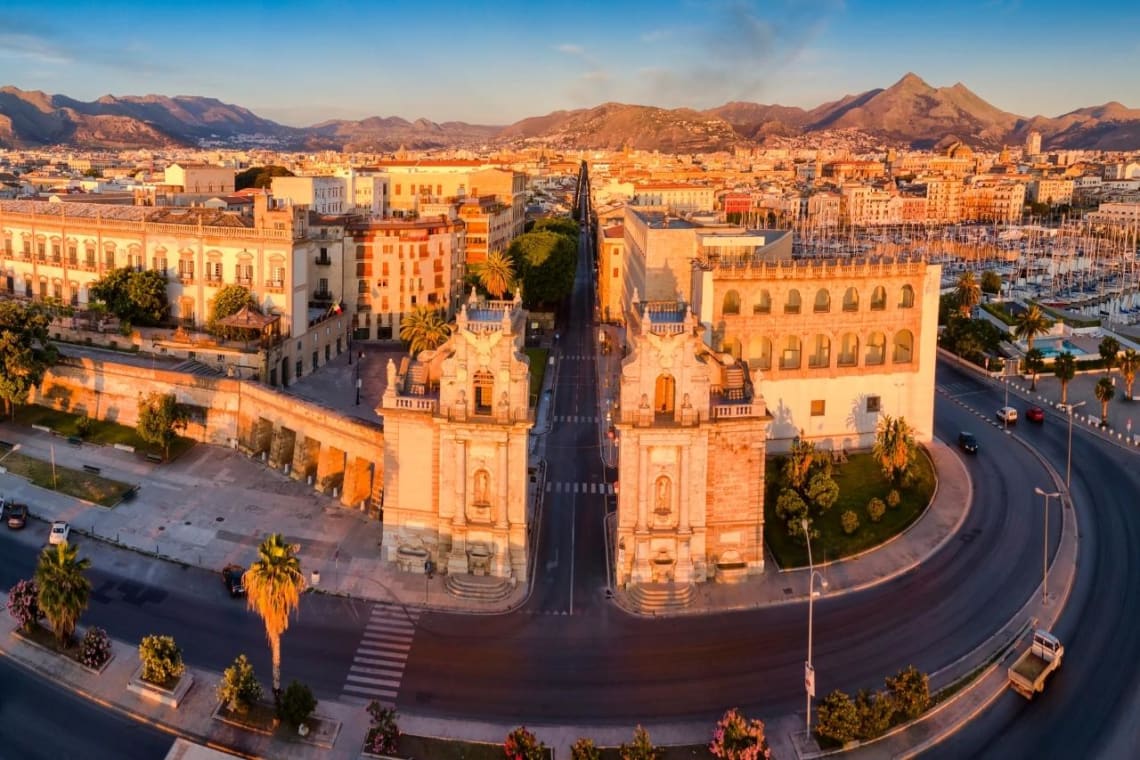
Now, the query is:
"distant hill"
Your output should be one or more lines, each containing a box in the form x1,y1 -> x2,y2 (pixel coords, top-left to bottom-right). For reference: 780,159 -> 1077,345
1,77 -> 1138,152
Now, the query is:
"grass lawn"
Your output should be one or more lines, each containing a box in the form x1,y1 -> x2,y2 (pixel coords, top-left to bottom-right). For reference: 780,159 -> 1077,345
0,451 -> 133,507
765,448 -> 936,569
525,348 -> 549,402
15,405 -> 195,460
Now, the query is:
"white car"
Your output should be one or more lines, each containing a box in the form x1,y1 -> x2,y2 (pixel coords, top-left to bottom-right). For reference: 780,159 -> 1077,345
48,521 -> 70,545
997,406 -> 1018,424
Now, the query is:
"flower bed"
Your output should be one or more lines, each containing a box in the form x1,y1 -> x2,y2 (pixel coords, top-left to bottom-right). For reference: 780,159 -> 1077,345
14,624 -> 113,674
211,702 -> 340,749
127,664 -> 194,708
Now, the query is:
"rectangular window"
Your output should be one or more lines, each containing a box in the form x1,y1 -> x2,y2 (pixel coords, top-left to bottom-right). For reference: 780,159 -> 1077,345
613,267 -> 619,278
866,396 -> 881,413
319,277 -> 329,293
810,400 -> 826,416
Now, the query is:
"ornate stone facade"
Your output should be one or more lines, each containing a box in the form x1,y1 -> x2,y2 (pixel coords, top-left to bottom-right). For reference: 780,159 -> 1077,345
380,292 -> 533,585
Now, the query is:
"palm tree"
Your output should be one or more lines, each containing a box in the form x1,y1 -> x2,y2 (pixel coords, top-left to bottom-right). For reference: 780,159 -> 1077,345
1013,305 -> 1051,352
1095,376 -> 1116,426
1054,351 -> 1077,405
34,541 -> 91,645
474,249 -> 516,300
243,534 -> 306,698
872,414 -> 916,484
399,305 -> 451,356
1024,348 -> 1045,391
954,271 -> 981,318
1120,348 -> 1138,400
1098,336 -> 1121,376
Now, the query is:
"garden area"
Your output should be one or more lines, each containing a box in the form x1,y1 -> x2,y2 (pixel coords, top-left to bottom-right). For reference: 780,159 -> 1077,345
13,403 -> 196,460
764,416 -> 936,569
525,347 -> 549,403
0,449 -> 132,507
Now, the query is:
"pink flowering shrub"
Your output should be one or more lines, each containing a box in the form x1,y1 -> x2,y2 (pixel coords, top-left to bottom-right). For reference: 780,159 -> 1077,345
8,579 -> 42,632
80,627 -> 112,669
504,726 -> 546,760
709,708 -> 771,760
363,701 -> 400,756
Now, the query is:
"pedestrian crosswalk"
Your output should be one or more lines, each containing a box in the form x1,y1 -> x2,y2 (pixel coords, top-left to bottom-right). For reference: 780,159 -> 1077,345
551,414 -> 601,424
546,481 -> 616,495
340,603 -> 420,704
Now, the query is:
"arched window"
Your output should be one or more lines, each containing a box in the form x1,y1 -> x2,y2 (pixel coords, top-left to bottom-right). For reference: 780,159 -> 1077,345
809,334 -> 831,368
843,287 -> 859,312
893,329 -> 914,363
748,335 -> 772,370
838,332 -> 859,366
899,284 -> 915,308
722,289 -> 741,316
753,289 -> 772,314
813,288 -> 831,313
473,369 -> 494,414
870,286 -> 887,311
655,374 -> 676,415
866,331 -> 886,365
780,335 -> 802,370
785,289 -> 802,315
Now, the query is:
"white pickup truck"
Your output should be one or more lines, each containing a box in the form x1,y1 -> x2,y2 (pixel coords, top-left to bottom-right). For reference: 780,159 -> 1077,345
1008,629 -> 1064,699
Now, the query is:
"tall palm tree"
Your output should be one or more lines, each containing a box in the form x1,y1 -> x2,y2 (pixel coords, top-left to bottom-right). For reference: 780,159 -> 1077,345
1013,305 -> 1051,352
34,541 -> 91,645
1095,376 -> 1116,425
1120,348 -> 1138,400
243,534 -> 306,698
399,305 -> 451,357
1054,351 -> 1077,405
1024,348 -> 1045,391
954,271 -> 981,318
1098,336 -> 1121,376
872,414 -> 916,484
474,249 -> 516,300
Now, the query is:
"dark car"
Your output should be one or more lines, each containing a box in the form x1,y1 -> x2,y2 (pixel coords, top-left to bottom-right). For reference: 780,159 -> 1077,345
222,564 -> 246,598
4,502 -> 28,529
1026,406 -> 1045,423
958,432 -> 979,454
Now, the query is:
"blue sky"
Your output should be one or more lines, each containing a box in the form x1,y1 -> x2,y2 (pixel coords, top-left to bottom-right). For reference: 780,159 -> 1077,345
2,1 -> 1137,126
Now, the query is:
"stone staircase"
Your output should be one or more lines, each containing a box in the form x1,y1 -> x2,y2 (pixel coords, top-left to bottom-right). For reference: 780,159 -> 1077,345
627,582 -> 695,614
444,573 -> 514,602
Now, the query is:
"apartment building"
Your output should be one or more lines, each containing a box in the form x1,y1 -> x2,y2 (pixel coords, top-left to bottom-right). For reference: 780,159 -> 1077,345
457,195 -> 514,266
163,163 -> 235,194
377,162 -> 525,241
271,176 -> 349,215
841,184 -> 899,226
630,183 -> 715,213
1027,178 -> 1075,206
597,223 -> 625,323
925,179 -> 963,223
963,179 -> 1026,222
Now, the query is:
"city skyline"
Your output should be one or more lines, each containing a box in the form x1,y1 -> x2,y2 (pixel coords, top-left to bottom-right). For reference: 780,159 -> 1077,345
2,1 -> 1138,127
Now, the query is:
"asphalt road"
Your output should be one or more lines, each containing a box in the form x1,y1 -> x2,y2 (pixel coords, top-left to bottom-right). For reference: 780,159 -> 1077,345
0,656 -> 173,760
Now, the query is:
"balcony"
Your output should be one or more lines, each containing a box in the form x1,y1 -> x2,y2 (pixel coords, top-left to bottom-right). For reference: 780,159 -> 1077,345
265,280 -> 285,293
314,256 -> 332,266
311,290 -> 333,304
179,274 -> 196,285
205,277 -> 224,286
236,277 -> 253,287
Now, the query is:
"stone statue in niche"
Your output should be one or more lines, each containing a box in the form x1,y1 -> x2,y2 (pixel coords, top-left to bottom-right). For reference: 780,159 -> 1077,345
474,469 -> 490,505
639,393 -> 650,409
654,475 -> 672,517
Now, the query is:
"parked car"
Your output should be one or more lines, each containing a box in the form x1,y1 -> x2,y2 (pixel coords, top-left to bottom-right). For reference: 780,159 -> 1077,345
1026,406 -> 1045,423
958,432 -> 979,454
48,520 -> 70,545
222,564 -> 246,598
5,502 -> 28,529
997,406 -> 1019,424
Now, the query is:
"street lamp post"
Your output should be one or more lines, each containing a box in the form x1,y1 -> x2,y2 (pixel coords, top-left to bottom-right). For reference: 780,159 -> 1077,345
1034,487 -> 1061,605
801,518 -> 827,739
1064,401 -> 1087,488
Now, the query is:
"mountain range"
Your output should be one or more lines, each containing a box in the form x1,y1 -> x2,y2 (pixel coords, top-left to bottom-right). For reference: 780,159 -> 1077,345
2,74 -> 1139,154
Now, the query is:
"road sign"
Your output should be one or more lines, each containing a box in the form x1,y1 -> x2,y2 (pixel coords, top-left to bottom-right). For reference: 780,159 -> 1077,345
805,662 -> 815,698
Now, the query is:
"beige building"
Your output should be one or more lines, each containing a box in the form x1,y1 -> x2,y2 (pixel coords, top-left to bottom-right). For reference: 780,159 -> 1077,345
963,180 -> 1026,222
631,183 -> 715,213
380,293 -> 534,590
378,162 -> 526,241
271,176 -> 349,215
163,163 -> 234,194
841,184 -> 900,226
598,223 -> 625,323
925,179 -> 963,222
1028,178 -> 1075,206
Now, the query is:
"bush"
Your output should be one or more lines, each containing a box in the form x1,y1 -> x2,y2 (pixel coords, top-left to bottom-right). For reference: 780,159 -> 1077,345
886,489 -> 901,509
867,497 -> 886,523
279,680 -> 317,727
854,689 -> 894,741
709,707 -> 771,759
816,690 -> 859,744
217,654 -> 262,714
886,665 -> 930,721
75,415 -> 92,438
841,510 -> 860,535
8,579 -> 42,632
807,473 -> 839,513
775,488 -> 808,522
139,634 -> 185,685
571,737 -> 601,760
505,726 -> 546,760
80,627 -> 112,669
620,725 -> 662,760
363,701 -> 400,755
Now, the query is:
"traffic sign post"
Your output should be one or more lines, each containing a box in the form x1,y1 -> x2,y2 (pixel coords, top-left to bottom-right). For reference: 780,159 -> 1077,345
805,662 -> 815,698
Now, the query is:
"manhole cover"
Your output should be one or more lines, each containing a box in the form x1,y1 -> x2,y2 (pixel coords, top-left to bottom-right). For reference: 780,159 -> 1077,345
184,521 -> 191,526
158,526 -> 165,531
215,517 -> 224,522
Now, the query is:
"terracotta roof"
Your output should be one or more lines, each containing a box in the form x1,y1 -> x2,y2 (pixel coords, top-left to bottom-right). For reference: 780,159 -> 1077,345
216,305 -> 278,329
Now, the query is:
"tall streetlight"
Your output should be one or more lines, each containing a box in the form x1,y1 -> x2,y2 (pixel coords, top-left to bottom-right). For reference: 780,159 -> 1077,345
801,518 -> 828,739
1034,487 -> 1060,605
1064,401 -> 1087,488
0,442 -> 22,475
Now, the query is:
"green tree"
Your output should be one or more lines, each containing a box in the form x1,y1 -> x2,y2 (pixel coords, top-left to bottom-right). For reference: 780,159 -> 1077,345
279,680 -> 318,727
872,415 -> 917,484
571,738 -> 602,760
1098,336 -> 1121,375
532,216 -> 580,239
1120,348 -> 1138,399
243,534 -> 306,697
217,654 -> 262,714
207,284 -> 258,339
1024,348 -> 1045,391
1095,376 -> 1116,424
235,165 -> 294,191
34,541 -> 92,645
508,231 -> 577,308
1053,351 -> 1077,404
775,488 -> 808,523
806,472 -> 839,513
841,510 -> 860,534
1012,304 -> 1051,352
954,271 -> 981,318
619,725 -> 662,760
473,248 -> 516,299
885,665 -> 930,721
89,268 -> 169,326
781,438 -> 818,492
504,726 -> 546,760
0,301 -> 56,418
399,305 -> 451,356
138,634 -> 186,685
816,690 -> 860,743
867,497 -> 886,523
854,689 -> 895,741
137,392 -> 189,460
980,270 -> 1002,295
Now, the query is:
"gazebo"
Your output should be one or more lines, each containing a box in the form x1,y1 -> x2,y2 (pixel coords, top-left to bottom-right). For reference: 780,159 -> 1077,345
216,305 -> 281,346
